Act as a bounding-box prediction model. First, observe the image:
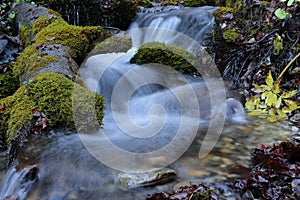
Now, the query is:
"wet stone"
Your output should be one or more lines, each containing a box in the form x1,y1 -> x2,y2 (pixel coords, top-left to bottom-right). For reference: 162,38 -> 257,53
115,168 -> 177,190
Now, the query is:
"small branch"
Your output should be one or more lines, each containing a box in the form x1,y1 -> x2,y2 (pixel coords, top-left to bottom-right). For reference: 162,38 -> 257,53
276,51 -> 300,84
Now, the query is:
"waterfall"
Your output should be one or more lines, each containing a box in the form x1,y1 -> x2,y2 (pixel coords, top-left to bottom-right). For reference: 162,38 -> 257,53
129,6 -> 217,47
0,164 -> 39,200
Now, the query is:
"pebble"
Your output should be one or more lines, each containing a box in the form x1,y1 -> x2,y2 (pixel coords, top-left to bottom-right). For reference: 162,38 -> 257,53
188,169 -> 211,177
222,158 -> 234,165
222,137 -> 233,142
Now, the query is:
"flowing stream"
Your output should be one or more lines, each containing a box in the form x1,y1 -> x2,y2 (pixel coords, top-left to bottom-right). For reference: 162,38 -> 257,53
0,5 -> 296,200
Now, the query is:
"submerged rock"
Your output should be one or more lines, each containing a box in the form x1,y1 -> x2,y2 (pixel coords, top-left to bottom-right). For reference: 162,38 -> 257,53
115,168 -> 177,190
212,98 -> 247,123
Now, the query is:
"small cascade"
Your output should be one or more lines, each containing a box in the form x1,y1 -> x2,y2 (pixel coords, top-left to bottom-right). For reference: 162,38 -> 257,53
0,164 -> 39,200
129,6 -> 217,47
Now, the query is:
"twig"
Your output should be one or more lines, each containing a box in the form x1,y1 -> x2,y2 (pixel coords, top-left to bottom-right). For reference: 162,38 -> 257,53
276,51 -> 300,84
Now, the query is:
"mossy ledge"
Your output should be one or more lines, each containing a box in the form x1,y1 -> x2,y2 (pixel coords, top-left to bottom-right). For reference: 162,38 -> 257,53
0,72 -> 104,143
130,42 -> 201,76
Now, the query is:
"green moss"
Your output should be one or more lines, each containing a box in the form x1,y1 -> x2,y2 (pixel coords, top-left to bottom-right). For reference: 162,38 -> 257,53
32,13 -> 65,35
20,25 -> 31,48
273,36 -> 283,56
0,89 -> 35,141
259,1 -> 271,8
34,20 -> 109,62
13,44 -> 59,82
213,6 -> 235,22
134,0 -> 153,8
130,42 -> 200,76
0,72 -> 105,141
0,63 -> 20,99
183,0 -> 212,7
16,7 -> 110,81
223,28 -> 239,42
90,36 -> 132,55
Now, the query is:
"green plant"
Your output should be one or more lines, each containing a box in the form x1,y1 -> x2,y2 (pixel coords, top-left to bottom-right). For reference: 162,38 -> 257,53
245,53 -> 300,122
275,0 -> 300,19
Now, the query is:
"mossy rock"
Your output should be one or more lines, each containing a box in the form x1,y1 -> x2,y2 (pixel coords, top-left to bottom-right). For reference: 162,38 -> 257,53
31,10 -> 66,35
19,9 -> 65,48
130,42 -> 201,76
0,63 -> 20,99
0,72 -> 104,142
88,35 -> 132,56
34,21 -> 109,62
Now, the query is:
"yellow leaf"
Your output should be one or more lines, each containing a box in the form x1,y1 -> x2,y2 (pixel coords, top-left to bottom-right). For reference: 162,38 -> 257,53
261,92 -> 267,100
265,91 -> 277,107
278,109 -> 288,118
283,99 -> 299,111
247,109 -> 267,116
266,71 -> 274,88
259,103 -> 267,109
275,97 -> 282,108
245,101 -> 255,110
245,96 -> 260,110
254,84 -> 271,92
268,115 -> 277,123
281,90 -> 297,98
269,108 -> 276,115
272,81 -> 281,94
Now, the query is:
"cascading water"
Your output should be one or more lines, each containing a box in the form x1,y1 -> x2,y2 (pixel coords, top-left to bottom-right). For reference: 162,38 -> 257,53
0,164 -> 39,200
129,6 -> 217,47
0,5 -> 290,200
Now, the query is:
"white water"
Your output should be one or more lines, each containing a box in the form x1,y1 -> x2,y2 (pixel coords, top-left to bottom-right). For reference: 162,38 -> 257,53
129,6 -> 217,47
0,164 -> 39,200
